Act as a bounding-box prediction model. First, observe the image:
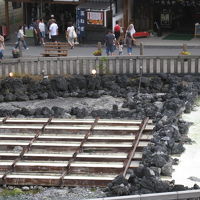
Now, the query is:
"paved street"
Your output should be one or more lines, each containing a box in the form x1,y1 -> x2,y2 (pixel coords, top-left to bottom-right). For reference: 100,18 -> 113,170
3,35 -> 200,58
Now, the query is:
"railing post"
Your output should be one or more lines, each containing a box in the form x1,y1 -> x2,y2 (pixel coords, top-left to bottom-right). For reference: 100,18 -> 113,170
140,42 -> 144,55
97,42 -> 102,51
182,43 -> 188,52
19,40 -> 22,57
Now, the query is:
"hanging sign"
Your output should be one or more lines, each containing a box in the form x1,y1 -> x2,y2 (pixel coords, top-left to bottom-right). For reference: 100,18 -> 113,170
76,8 -> 86,37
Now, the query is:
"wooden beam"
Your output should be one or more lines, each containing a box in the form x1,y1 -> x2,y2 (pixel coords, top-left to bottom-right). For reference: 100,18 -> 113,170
123,0 -> 129,31
5,0 -> 10,35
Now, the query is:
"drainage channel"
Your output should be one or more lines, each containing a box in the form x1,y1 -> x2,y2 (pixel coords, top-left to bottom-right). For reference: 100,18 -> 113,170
0,118 -> 154,187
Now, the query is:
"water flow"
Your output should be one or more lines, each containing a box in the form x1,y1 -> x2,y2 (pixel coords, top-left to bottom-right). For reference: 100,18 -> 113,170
172,106 -> 200,187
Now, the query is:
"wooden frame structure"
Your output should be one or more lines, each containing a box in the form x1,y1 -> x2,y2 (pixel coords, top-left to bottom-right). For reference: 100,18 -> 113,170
0,117 -> 154,187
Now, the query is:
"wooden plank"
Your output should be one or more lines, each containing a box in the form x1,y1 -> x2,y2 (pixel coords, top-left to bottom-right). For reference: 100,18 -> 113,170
5,118 -> 49,123
0,125 -> 43,129
0,134 -> 152,141
0,141 -> 149,148
0,173 -> 116,181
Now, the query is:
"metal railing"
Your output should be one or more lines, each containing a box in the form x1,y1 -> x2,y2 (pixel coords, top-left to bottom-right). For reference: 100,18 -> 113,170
89,189 -> 200,200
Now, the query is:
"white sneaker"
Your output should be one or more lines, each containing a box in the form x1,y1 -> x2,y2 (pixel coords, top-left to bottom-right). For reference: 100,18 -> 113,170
26,48 -> 29,50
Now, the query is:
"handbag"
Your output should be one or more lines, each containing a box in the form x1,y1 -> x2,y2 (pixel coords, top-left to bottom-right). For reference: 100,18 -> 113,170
72,30 -> 77,39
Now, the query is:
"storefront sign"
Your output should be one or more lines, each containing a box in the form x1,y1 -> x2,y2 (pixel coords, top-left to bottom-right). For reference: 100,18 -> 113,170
76,8 -> 86,37
87,11 -> 104,25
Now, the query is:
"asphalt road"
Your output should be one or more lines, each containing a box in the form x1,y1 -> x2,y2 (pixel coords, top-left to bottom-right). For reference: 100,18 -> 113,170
3,44 -> 200,59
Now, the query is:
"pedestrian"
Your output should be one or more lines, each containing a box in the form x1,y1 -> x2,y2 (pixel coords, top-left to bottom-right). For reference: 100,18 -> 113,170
105,30 -> 116,56
47,14 -> 55,35
49,19 -> 58,42
66,22 -> 77,49
15,25 -> 28,50
125,31 -> 136,56
127,23 -> 136,39
0,34 -> 5,60
39,18 -> 46,45
114,21 -> 121,43
32,19 -> 40,45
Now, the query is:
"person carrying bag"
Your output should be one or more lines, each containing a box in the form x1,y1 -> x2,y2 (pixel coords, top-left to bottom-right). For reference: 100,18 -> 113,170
66,22 -> 77,49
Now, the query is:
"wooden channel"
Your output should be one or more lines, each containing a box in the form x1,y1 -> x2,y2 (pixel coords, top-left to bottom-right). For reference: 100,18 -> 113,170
0,118 -> 154,187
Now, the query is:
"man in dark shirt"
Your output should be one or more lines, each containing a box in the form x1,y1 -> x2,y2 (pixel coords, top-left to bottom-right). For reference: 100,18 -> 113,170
32,19 -> 40,45
105,30 -> 116,56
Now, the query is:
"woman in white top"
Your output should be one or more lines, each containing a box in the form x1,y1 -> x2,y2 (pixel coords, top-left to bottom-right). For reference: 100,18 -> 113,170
66,22 -> 77,49
127,23 -> 136,40
39,18 -> 46,45
0,34 -> 5,59
15,25 -> 28,50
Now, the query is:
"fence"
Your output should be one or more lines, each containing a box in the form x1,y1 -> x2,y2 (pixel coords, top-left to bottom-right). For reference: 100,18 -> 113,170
0,55 -> 200,76
89,189 -> 200,200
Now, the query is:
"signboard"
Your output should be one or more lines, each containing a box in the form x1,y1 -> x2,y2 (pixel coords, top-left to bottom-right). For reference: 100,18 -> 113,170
76,8 -> 86,37
87,11 -> 104,25
160,9 -> 171,27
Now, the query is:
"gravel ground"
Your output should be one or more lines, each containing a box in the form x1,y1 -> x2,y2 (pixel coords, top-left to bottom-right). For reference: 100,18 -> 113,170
0,95 -> 126,113
0,187 -> 106,200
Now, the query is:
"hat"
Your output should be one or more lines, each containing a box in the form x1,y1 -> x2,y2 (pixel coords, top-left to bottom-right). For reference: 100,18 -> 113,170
51,14 -> 54,18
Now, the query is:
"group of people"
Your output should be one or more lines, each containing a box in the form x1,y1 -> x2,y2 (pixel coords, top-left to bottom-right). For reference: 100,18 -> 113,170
13,14 -> 78,51
105,22 -> 136,56
0,19 -> 136,60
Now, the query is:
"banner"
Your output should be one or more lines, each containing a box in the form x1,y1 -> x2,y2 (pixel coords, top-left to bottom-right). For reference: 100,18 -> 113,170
87,11 -> 104,25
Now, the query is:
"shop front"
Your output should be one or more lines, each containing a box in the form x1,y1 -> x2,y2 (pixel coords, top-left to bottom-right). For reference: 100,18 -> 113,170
153,0 -> 200,33
5,0 -> 83,34
76,1 -> 112,43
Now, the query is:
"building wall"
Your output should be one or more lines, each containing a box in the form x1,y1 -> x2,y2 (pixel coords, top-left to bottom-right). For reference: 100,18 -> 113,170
0,1 -> 23,33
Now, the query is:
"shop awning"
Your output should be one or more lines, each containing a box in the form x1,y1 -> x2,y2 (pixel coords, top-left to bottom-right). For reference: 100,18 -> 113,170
77,1 -> 110,10
7,0 -> 79,3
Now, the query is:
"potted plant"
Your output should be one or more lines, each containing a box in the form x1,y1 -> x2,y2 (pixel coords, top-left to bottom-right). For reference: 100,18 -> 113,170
12,48 -> 20,58
93,49 -> 102,56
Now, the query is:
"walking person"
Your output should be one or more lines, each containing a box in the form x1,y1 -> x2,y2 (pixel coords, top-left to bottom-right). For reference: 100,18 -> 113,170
105,30 -> 116,56
49,19 -> 58,42
32,19 -> 40,46
66,22 -> 77,49
39,18 -> 46,45
0,34 -> 5,60
15,25 -> 28,50
114,21 -> 121,44
125,31 -> 136,56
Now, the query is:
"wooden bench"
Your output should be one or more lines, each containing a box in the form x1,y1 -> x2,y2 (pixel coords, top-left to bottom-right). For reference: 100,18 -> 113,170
42,42 -> 69,57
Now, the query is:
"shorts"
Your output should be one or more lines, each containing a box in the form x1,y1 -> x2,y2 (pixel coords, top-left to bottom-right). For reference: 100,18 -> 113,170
127,47 -> 132,54
68,37 -> 75,44
51,35 -> 57,42
114,31 -> 120,40
0,50 -> 3,59
106,45 -> 114,55
40,31 -> 45,38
